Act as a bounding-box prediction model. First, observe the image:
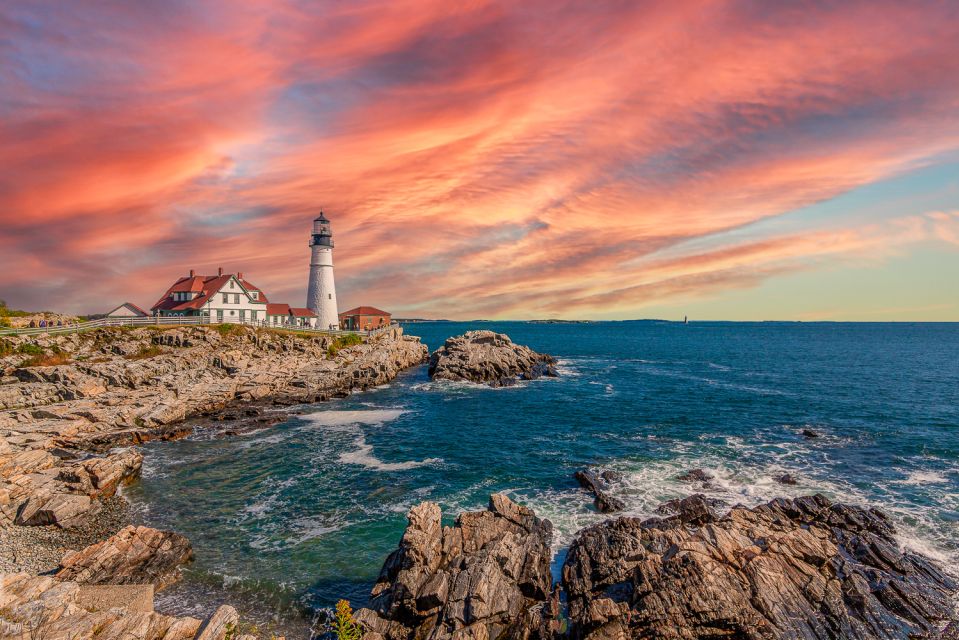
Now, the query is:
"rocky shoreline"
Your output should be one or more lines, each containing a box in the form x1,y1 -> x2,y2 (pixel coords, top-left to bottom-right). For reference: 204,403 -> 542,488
2,327 -> 957,639
356,494 -> 959,640
0,324 -> 428,639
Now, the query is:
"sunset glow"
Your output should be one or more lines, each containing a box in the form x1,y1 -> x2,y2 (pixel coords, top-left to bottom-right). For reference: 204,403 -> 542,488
2,1 -> 958,319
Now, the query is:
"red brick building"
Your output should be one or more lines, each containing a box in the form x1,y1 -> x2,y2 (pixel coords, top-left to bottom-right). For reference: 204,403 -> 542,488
339,306 -> 391,331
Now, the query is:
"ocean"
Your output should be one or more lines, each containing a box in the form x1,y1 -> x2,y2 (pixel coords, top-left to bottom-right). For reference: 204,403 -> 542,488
122,321 -> 959,638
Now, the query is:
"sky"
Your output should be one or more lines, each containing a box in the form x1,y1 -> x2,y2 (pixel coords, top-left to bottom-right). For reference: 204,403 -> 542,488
1,0 -> 958,320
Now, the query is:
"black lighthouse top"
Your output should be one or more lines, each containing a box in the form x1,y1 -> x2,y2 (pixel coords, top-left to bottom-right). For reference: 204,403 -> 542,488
310,211 -> 333,247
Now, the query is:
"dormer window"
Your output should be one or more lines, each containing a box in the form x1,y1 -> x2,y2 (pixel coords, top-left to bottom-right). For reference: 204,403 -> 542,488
250,291 -> 258,300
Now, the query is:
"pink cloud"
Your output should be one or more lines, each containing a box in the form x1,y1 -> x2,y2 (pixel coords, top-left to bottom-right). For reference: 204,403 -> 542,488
0,1 -> 958,316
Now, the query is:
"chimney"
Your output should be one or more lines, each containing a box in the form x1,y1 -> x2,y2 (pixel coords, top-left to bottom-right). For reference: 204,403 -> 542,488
189,269 -> 195,278
218,267 -> 223,276
238,272 -> 243,280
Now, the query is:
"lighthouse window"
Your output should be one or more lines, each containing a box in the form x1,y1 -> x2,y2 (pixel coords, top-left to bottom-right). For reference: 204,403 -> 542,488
328,294 -> 332,299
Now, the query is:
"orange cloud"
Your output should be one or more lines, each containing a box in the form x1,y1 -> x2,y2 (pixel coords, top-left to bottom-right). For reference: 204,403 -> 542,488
0,1 -> 958,317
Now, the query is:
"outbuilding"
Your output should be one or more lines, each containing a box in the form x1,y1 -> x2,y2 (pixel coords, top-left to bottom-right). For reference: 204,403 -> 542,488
105,302 -> 149,318
339,306 -> 391,331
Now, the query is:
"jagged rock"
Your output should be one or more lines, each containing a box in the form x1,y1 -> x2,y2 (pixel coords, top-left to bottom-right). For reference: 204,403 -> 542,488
651,493 -> 726,525
775,472 -> 799,485
56,525 -> 193,589
676,468 -> 713,484
195,605 -> 239,640
599,470 -> 623,483
428,331 -> 557,387
15,491 -> 99,528
563,494 -> 958,640
802,428 -> 821,438
574,470 -> 626,513
355,494 -> 555,640
0,572 -> 213,639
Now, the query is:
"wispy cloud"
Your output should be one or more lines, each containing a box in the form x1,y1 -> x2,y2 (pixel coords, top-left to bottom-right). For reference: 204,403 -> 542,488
1,1 -> 958,317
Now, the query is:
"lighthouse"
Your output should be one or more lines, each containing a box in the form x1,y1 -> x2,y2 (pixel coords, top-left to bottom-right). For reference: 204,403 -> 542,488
306,212 -> 339,329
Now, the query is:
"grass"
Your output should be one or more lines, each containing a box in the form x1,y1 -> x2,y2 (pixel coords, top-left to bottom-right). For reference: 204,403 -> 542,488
0,299 -> 32,318
18,344 -> 72,367
21,352 -> 71,367
212,323 -> 249,337
0,338 -> 13,357
17,343 -> 44,355
124,344 -> 166,360
327,332 -> 363,357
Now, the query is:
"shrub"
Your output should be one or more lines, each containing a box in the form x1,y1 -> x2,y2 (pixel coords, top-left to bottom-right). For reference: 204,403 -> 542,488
0,299 -> 31,319
125,345 -> 166,360
0,339 -> 13,357
327,333 -> 363,357
21,352 -> 71,367
332,600 -> 363,640
17,343 -> 44,355
213,323 -> 247,337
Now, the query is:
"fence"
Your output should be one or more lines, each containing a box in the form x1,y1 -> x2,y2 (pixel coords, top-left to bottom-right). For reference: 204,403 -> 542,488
0,315 -> 398,339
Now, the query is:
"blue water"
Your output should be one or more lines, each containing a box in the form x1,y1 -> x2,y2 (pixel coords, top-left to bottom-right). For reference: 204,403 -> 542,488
123,321 -> 959,636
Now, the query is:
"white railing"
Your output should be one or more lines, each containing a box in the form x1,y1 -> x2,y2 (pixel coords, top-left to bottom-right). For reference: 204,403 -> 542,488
0,316 -> 398,339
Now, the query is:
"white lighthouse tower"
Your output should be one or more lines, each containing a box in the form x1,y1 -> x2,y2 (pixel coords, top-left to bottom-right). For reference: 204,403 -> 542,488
306,212 -> 339,329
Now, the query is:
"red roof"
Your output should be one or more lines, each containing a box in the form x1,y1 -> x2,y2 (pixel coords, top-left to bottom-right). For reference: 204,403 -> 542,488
290,307 -> 316,317
151,273 -> 269,312
266,303 -> 291,315
340,306 -> 391,317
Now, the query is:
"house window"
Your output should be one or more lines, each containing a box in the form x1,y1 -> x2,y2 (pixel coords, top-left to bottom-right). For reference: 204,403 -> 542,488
230,309 -> 235,316
233,294 -> 239,304
222,293 -> 228,303
251,311 -> 258,321
229,280 -> 235,289
251,291 -> 257,300
217,310 -> 224,322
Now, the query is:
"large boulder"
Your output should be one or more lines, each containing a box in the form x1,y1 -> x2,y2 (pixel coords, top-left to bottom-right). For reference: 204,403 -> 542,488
562,494 -> 958,640
56,525 -> 193,590
355,494 -> 557,640
428,331 -> 557,387
15,491 -> 100,528
0,572 -> 241,640
574,470 -> 625,513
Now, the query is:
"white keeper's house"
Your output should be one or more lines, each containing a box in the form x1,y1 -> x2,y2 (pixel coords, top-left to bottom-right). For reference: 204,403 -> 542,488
150,268 -> 317,327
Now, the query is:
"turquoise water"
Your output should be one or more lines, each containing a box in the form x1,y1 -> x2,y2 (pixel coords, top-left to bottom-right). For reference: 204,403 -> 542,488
123,321 -> 959,636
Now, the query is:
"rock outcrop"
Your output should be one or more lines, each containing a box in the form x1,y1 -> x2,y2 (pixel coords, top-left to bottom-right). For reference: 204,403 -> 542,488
0,325 -> 427,531
562,494 -> 958,640
355,494 -> 557,640
56,525 -> 193,589
574,470 -> 625,513
651,493 -> 726,526
0,572 -> 239,640
428,331 -> 557,387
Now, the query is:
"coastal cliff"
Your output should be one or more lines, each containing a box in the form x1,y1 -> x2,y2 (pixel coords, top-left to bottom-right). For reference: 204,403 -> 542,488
0,324 -> 427,530
0,324 -> 428,639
